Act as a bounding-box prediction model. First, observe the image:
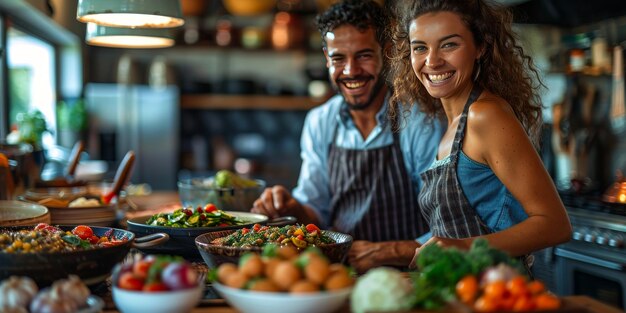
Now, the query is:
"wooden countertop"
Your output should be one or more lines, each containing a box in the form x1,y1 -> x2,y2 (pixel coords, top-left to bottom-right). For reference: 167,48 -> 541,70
102,296 -> 621,313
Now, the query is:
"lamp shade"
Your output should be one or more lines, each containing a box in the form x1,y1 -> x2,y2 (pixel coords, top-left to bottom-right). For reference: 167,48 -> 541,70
77,0 -> 184,28
86,23 -> 175,48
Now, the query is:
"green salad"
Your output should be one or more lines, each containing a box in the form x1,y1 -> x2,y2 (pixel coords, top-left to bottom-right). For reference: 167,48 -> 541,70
145,204 -> 246,228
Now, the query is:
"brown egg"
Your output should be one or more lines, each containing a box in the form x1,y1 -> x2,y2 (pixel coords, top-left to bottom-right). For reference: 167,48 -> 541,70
324,271 -> 354,291
239,253 -> 264,278
263,257 -> 281,278
249,279 -> 280,292
277,245 -> 299,260
224,270 -> 249,289
289,280 -> 320,294
304,255 -> 330,285
217,263 -> 238,284
270,261 -> 301,291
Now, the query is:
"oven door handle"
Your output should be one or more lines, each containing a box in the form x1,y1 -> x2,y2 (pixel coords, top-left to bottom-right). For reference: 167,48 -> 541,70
555,248 -> 625,271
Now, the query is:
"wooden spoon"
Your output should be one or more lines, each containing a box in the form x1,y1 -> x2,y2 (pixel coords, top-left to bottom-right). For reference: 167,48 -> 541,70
64,140 -> 84,177
102,151 -> 136,205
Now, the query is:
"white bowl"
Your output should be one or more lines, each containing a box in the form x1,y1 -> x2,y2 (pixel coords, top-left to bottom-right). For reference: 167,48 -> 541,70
112,284 -> 204,313
213,282 -> 352,313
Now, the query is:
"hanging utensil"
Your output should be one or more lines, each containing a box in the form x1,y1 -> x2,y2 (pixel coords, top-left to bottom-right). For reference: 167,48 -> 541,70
102,151 -> 135,205
611,44 -> 625,132
64,140 -> 84,177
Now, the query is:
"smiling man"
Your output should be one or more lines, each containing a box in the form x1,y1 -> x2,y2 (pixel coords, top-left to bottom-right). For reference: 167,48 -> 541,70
251,0 -> 442,273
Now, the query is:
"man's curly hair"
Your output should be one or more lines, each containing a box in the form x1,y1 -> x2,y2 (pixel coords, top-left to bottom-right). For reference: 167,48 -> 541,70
315,0 -> 389,48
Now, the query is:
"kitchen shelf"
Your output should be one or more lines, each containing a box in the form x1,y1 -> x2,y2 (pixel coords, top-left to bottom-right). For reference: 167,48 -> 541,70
180,94 -> 327,110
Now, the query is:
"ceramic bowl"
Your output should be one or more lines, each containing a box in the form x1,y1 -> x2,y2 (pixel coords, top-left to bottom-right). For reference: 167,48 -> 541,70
177,177 -> 266,212
112,283 -> 204,313
0,200 -> 50,226
213,282 -> 352,313
195,229 -> 353,269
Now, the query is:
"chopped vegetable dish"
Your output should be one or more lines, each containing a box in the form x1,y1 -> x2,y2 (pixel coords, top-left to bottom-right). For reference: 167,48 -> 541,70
145,203 -> 246,228
211,223 -> 335,249
0,223 -> 127,253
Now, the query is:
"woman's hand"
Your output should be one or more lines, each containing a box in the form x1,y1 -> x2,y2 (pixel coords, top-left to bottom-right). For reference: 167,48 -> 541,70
251,185 -> 299,218
350,240 -> 420,274
409,236 -> 470,269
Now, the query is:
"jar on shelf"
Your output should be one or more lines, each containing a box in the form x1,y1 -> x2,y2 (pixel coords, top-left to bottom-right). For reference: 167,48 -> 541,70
569,49 -> 585,72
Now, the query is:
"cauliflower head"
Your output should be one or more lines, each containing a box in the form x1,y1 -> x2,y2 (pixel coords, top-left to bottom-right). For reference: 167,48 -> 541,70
351,267 -> 414,313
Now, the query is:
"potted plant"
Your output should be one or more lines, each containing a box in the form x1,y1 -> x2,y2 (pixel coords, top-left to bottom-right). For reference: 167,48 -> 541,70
6,109 -> 50,170
56,99 -> 87,148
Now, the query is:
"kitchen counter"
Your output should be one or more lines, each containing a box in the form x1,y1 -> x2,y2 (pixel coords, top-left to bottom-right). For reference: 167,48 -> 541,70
101,296 -> 621,313
110,192 -> 622,313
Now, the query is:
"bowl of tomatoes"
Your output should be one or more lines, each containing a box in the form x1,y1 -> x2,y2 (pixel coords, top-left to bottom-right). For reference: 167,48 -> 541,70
111,255 -> 204,313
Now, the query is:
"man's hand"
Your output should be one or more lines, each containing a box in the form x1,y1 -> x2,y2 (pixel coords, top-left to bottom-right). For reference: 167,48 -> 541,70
348,240 -> 419,274
251,185 -> 298,219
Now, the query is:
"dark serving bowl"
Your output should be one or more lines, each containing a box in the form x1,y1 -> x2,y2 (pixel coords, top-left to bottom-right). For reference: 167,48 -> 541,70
126,212 -> 295,261
0,225 -> 167,287
195,229 -> 353,269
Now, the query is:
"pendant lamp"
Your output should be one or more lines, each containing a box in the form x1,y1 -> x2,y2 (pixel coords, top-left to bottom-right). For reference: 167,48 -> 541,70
77,0 -> 184,28
85,23 -> 175,48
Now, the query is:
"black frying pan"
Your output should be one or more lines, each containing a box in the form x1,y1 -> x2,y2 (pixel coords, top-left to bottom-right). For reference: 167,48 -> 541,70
0,225 -> 167,287
126,212 -> 295,261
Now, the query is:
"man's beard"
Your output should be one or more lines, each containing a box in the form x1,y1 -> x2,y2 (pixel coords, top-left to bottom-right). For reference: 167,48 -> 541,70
333,76 -> 385,111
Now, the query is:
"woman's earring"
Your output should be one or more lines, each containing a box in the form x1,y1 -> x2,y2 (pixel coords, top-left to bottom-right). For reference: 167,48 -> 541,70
473,60 -> 481,81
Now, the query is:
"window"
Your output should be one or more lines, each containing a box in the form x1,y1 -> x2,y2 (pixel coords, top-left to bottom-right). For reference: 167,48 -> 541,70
7,25 -> 57,149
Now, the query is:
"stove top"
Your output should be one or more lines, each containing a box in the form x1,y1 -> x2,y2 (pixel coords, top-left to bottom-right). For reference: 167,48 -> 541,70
559,191 -> 626,217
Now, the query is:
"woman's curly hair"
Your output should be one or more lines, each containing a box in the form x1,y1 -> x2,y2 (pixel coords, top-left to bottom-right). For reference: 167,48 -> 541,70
387,0 -> 545,148
316,0 -> 389,48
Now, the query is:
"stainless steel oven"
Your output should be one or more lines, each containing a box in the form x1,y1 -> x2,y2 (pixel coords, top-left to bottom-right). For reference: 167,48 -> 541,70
552,205 -> 626,310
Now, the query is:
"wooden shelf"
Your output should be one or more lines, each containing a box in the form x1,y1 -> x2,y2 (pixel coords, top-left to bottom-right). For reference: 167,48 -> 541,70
180,94 -> 328,110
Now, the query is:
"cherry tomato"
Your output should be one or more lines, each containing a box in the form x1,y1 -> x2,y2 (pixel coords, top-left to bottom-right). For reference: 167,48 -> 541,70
456,275 -> 478,304
89,235 -> 100,244
483,280 -> 507,300
534,294 -> 561,310
513,295 -> 536,311
204,203 -> 217,213
241,228 -> 250,234
253,223 -> 261,232
305,224 -> 321,233
118,272 -> 144,290
133,260 -> 154,279
474,296 -> 498,312
72,225 -> 94,240
506,275 -> 529,298
527,280 -> 545,295
196,206 -> 203,213
143,282 -> 168,292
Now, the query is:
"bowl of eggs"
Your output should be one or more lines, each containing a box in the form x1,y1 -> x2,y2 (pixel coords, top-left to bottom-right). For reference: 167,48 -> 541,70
212,246 -> 354,313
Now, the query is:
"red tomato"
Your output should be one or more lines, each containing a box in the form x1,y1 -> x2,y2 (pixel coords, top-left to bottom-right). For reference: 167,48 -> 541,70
72,225 -> 94,240
34,223 -> 49,230
204,203 -> 217,213
253,224 -> 261,232
196,206 -> 204,213
89,236 -> 100,244
242,228 -> 250,234
118,272 -> 144,291
305,224 -> 321,233
143,282 -> 168,292
133,260 -> 154,279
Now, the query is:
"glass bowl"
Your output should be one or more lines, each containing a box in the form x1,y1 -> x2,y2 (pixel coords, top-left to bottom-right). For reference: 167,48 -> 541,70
177,177 -> 266,212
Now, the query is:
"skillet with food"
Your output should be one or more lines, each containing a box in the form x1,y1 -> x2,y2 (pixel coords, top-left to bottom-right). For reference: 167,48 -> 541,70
126,209 -> 295,261
0,224 -> 167,286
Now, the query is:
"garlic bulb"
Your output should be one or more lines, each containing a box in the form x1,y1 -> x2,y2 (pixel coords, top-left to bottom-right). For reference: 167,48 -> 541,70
29,284 -> 78,313
52,275 -> 90,307
0,276 -> 39,309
